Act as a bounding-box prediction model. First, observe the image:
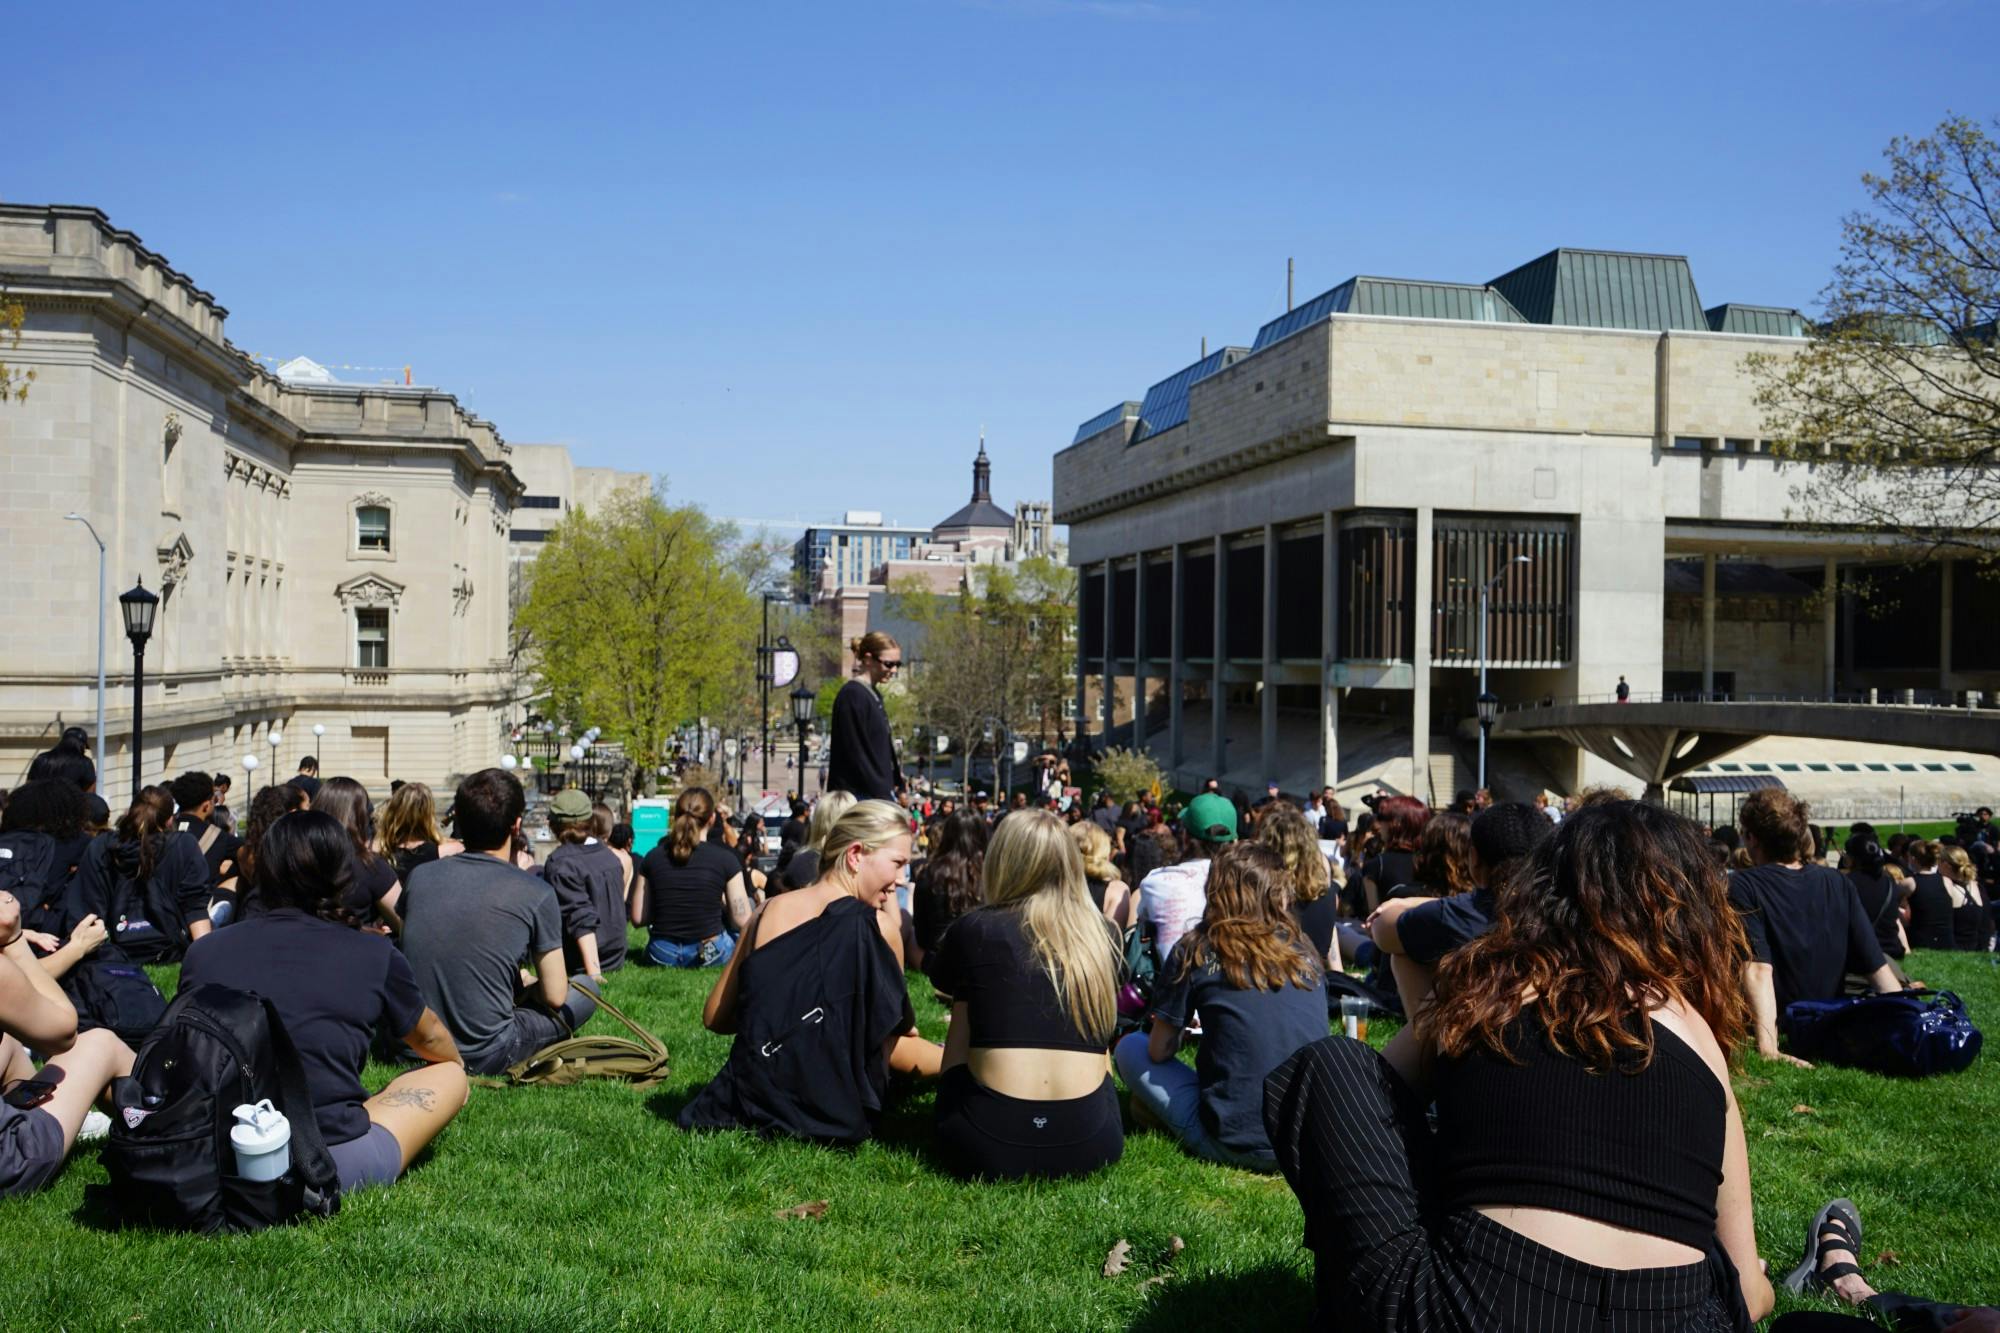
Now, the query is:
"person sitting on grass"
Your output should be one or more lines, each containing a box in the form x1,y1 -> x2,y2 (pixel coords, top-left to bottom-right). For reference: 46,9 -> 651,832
930,810 -> 1124,1180
1772,1196 -> 2000,1332
0,888 -> 134,1198
542,788 -> 629,983
1117,843 -> 1324,1173
1135,792 -> 1238,970
400,768 -> 597,1077
314,777 -> 403,933
630,787 -> 752,968
1367,802 -> 1551,1022
76,786 -> 212,963
910,810 -> 988,973
1939,845 -> 1991,952
1255,802 -> 1340,970
1264,799 -> 1774,1330
1070,820 -> 1132,932
179,812 -> 467,1193
375,781 -> 461,888
776,790 -> 856,893
1730,788 -> 1902,1069
678,800 -> 939,1145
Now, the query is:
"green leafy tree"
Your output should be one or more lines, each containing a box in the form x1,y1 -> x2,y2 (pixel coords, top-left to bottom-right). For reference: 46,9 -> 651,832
1,297 -> 35,403
1753,114 -> 2000,557
516,485 -> 758,793
1092,746 -> 1164,803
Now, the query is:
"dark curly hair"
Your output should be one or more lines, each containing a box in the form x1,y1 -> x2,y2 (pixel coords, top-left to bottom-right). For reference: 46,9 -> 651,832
251,811 -> 361,928
920,811 -> 989,921
1428,800 -> 1749,1073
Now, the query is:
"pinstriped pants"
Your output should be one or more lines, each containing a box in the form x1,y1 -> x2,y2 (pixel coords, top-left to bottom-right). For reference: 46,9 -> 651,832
1263,1037 -> 1748,1332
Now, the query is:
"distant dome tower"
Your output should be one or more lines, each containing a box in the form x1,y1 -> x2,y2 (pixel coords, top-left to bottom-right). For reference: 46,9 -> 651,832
931,433 -> 1015,545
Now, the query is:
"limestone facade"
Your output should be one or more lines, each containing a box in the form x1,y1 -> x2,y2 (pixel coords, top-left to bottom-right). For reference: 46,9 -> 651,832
0,204 -> 533,803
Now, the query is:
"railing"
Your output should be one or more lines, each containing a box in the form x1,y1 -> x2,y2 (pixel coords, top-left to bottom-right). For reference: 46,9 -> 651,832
1500,688 -> 1991,713
347,670 -> 389,687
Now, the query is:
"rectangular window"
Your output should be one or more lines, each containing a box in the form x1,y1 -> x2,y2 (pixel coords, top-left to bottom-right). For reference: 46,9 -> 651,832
356,608 -> 389,668
357,505 -> 391,551
1723,438 -> 1756,454
519,495 -> 562,510
1670,437 -> 1705,453
509,529 -> 549,543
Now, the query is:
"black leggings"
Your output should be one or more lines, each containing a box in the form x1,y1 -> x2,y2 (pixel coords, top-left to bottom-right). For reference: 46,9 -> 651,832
933,1065 -> 1122,1181
1263,1037 -> 1749,1333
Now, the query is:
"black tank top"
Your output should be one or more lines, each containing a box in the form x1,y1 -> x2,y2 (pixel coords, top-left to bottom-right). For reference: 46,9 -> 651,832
1951,890 -> 1990,952
1433,1008 -> 1724,1251
1907,873 -> 1953,950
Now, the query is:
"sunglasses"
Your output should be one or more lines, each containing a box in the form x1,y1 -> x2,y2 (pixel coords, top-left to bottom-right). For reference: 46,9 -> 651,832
876,657 -> 902,670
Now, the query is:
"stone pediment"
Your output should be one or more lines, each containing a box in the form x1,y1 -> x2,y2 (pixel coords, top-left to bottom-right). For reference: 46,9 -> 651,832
156,531 -> 194,589
335,572 -> 405,608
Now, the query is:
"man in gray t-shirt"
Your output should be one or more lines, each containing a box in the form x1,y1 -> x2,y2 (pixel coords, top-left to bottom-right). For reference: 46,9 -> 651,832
401,769 -> 597,1076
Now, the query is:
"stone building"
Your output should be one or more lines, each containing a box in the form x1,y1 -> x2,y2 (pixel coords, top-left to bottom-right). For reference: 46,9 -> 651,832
0,203 -> 563,802
1053,248 -> 2000,805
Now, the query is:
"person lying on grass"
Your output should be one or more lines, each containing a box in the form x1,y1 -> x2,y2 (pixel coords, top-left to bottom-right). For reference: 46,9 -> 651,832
929,810 -> 1124,1180
0,888 -> 135,1198
180,811 -> 467,1194
679,800 -> 939,1145
1116,842 -> 1323,1173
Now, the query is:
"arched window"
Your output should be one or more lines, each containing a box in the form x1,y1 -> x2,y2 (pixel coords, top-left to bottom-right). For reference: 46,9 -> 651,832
356,504 -> 391,552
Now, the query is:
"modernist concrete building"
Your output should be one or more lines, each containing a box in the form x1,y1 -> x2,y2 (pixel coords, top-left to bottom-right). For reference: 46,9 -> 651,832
0,204 -> 593,802
1053,248 -> 2000,809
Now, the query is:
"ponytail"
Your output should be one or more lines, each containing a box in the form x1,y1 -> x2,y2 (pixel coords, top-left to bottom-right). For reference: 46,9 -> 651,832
116,785 -> 176,883
851,630 -> 898,664
670,786 -> 715,865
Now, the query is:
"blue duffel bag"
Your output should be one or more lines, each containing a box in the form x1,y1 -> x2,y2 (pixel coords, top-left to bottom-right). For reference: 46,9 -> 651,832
1784,989 -> 1982,1077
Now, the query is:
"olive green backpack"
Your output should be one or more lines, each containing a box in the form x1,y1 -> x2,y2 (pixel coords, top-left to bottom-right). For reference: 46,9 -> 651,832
494,988 -> 671,1089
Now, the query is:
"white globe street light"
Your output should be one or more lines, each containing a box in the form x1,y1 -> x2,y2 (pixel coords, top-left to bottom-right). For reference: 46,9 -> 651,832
500,755 -> 518,770
241,754 -> 259,775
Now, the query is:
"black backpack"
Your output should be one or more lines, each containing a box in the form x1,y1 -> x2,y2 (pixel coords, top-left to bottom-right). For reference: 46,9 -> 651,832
62,947 -> 168,1045
103,983 -> 339,1232
95,839 -> 192,965
0,829 -> 64,932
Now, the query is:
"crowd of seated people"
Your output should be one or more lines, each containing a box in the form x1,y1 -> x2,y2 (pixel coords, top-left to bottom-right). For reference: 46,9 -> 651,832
5,725 -> 1997,1327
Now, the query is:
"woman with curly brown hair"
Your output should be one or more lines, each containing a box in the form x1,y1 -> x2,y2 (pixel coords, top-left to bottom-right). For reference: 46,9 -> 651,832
1265,799 -> 1774,1330
1117,842 -> 1325,1171
1255,802 -> 1339,969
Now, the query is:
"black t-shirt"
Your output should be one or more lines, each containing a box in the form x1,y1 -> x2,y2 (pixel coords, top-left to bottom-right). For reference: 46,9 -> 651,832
1847,870 -> 1903,959
1346,849 -> 1417,916
1317,816 -> 1348,842
343,851 -> 402,925
1116,810 -> 1148,848
1727,863 -> 1886,1018
181,909 -> 424,1147
1396,889 -> 1498,967
928,906 -> 1117,1052
779,817 -> 810,850
1906,873 -> 1953,951
642,840 -> 740,942
910,863 -> 972,964
1292,893 -> 1339,964
392,840 -> 441,885
544,840 -> 630,974
1151,935 -> 1328,1158
174,816 -> 239,889
780,847 -> 821,892
1091,806 -> 1119,835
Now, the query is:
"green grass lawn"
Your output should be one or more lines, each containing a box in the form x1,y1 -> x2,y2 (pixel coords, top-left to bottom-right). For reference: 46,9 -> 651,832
4,942 -> 1998,1330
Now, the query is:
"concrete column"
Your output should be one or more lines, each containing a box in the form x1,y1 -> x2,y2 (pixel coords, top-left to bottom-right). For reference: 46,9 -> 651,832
1822,556 -> 1838,698
1701,552 -> 1717,698
1320,511 -> 1339,793
1940,558 -> 1955,691
1073,570 -> 1087,746
1100,559 -> 1115,741
1169,544 -> 1185,772
1412,508 -> 1434,800
1211,535 -> 1227,782
1261,524 -> 1279,787
1133,555 -> 1149,754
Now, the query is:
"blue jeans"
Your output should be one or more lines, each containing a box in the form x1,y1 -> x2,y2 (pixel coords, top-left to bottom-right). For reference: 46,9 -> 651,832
646,931 -> 736,968
1113,1031 -> 1278,1172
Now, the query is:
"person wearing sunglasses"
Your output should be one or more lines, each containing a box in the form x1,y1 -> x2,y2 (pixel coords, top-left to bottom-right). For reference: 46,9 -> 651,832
828,632 -> 904,803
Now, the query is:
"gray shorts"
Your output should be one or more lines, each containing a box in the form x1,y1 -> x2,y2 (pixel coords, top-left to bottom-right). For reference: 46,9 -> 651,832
0,1100 -> 65,1198
327,1122 -> 402,1193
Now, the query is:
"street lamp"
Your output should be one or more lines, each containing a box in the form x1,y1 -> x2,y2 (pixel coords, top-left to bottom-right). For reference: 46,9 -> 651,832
790,683 -> 815,797
63,513 -> 108,786
1476,554 -> 1532,793
119,579 -> 160,797
267,728 -> 284,791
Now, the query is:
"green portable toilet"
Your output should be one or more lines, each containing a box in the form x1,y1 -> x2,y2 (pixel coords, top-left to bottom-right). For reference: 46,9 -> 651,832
631,797 -> 672,858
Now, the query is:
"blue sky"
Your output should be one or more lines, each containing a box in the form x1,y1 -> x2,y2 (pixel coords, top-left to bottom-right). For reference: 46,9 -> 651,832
9,0 -> 1992,536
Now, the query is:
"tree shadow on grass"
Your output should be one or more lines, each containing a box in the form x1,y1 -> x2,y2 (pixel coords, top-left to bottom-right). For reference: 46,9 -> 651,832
1126,1261 -> 1313,1332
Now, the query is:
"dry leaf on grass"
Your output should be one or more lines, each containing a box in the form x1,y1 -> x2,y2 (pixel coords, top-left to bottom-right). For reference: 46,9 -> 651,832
1167,1235 -> 1185,1256
1791,1104 -> 1816,1115
1875,1249 -> 1902,1267
1138,1275 -> 1171,1292
1102,1239 -> 1132,1277
774,1200 -> 829,1220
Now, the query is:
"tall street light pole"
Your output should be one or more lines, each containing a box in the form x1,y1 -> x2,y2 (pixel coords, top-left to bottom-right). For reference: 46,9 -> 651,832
119,579 -> 160,800
63,513 -> 107,784
791,683 -> 816,800
1476,554 -> 1532,792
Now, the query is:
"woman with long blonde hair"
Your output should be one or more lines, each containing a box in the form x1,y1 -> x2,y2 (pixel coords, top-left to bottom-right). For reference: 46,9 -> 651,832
680,800 -> 937,1144
1255,803 -> 1339,969
930,809 -> 1124,1179
1116,842 -> 1325,1171
376,781 -> 462,886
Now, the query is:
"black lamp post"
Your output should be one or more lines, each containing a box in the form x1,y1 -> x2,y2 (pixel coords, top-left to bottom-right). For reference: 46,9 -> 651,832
790,683 -> 815,797
1475,691 -> 1499,791
119,578 -> 160,798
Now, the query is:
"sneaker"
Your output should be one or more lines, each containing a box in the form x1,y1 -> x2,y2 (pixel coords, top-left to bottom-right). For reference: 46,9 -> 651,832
79,1110 -> 112,1142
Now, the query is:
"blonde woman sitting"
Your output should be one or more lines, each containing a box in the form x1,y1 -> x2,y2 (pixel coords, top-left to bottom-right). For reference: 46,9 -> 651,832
930,810 -> 1125,1179
679,801 -> 938,1145
1070,822 -> 1133,931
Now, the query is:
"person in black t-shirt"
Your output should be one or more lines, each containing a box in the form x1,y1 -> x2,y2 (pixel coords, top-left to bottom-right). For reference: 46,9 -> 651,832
1256,803 -> 1338,968
632,787 -> 752,967
1116,842 -> 1324,1171
169,771 -> 237,925
313,777 -> 402,932
542,789 -> 629,981
1731,789 -> 1901,1068
826,632 -> 902,802
76,787 -> 211,963
182,811 -> 466,1193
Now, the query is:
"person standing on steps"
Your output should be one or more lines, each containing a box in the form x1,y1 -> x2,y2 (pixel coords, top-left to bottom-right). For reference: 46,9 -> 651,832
827,631 -> 903,802
1615,675 -> 1631,703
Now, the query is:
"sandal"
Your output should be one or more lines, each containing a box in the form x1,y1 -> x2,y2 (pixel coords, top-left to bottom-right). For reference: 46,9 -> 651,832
1780,1197 -> 1863,1294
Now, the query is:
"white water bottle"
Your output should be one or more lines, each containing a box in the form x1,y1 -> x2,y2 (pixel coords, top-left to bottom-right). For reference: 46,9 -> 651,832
229,1100 -> 291,1181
